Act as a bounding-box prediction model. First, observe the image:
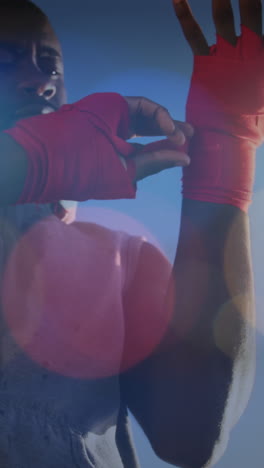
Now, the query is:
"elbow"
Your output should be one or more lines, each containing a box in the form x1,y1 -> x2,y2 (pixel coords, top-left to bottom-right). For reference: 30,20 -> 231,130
138,347 -> 240,467
151,431 -> 221,468
148,393 -> 230,466
150,396 -> 232,468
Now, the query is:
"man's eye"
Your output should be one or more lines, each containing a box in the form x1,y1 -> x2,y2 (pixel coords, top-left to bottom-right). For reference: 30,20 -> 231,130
38,57 -> 62,77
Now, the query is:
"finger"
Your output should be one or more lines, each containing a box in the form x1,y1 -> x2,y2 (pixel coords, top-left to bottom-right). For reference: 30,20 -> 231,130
125,96 -> 175,135
172,0 -> 210,55
212,0 -> 237,45
239,0 -> 262,36
126,96 -> 187,143
130,142 -> 145,152
173,120 -> 194,138
168,120 -> 194,146
125,97 -> 194,144
147,107 -> 194,144
152,105 -> 181,138
61,211 -> 76,225
133,149 -> 190,182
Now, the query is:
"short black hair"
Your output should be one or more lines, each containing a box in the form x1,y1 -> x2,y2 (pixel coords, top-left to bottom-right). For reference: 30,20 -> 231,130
0,0 -> 47,18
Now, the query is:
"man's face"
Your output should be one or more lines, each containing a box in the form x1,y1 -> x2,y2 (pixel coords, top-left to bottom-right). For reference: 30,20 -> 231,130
0,5 -> 66,131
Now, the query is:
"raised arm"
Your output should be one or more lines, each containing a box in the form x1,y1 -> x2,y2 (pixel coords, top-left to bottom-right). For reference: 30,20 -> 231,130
120,1 -> 262,466
121,201 -> 255,468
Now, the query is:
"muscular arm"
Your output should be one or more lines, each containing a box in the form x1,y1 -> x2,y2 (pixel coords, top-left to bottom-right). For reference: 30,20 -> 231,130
120,3 -> 262,465
121,199 -> 255,468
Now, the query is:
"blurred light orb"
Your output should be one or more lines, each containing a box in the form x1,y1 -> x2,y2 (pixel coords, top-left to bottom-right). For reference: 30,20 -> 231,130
2,207 -> 169,379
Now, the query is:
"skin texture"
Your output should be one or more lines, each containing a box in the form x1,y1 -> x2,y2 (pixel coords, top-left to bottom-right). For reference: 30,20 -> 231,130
0,1 -> 259,467
172,0 -> 262,54
0,4 -> 66,131
121,1 -> 259,466
0,5 -> 75,213
0,4 -> 196,206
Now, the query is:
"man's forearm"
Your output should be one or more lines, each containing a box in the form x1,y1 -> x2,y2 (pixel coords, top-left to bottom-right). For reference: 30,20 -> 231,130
159,198 -> 255,465
170,198 -> 254,356
121,198 -> 255,468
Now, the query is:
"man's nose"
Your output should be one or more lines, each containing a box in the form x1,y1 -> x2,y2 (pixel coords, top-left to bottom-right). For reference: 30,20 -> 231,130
18,67 -> 56,100
21,82 -> 56,100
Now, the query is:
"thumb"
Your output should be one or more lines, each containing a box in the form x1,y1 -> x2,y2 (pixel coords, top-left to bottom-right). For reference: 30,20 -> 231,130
132,147 -> 190,181
140,138 -> 189,154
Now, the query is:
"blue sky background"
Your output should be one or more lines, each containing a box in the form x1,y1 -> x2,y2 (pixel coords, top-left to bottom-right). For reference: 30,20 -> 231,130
35,1 -> 264,466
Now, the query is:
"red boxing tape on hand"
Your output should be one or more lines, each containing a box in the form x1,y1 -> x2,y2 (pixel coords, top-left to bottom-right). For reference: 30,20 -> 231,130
183,26 -> 264,212
5,93 -> 137,204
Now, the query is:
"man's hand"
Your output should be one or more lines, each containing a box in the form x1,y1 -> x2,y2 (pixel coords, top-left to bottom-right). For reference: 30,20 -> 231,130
123,96 -> 194,181
173,0 -> 262,54
173,0 -> 264,134
124,95 -> 192,142
172,0 -> 264,212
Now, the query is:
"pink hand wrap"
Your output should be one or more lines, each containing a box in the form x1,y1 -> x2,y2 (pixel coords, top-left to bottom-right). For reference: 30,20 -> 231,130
183,26 -> 264,212
5,93 -> 137,203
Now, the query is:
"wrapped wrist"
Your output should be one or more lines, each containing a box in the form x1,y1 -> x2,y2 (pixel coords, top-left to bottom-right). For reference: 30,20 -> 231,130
184,26 -> 264,212
186,26 -> 264,147
182,130 -> 256,212
4,93 -> 136,204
